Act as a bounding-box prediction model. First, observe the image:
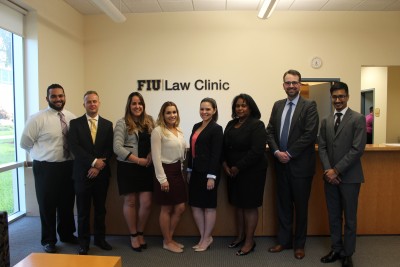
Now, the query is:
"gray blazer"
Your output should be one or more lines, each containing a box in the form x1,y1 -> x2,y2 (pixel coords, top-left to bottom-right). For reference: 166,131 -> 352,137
318,108 -> 367,183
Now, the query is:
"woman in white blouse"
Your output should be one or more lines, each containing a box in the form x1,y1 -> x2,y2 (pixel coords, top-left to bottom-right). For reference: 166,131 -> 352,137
151,101 -> 187,253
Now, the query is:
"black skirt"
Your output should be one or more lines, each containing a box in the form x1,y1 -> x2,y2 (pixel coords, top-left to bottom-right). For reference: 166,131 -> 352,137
117,161 -> 154,195
188,170 -> 219,208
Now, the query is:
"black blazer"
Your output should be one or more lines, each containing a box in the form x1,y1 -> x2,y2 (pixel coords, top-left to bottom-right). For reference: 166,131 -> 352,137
68,114 -> 114,180
223,117 -> 268,172
187,121 -> 223,176
266,96 -> 319,177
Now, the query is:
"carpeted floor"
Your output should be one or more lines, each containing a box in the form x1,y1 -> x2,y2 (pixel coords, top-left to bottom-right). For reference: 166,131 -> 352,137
8,216 -> 400,267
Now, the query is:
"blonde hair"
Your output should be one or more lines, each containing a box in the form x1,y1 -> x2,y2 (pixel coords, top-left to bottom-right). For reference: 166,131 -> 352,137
124,92 -> 154,134
156,101 -> 182,136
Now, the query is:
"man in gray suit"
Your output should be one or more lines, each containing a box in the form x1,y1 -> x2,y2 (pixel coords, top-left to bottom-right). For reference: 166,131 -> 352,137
266,69 -> 319,260
319,81 -> 366,267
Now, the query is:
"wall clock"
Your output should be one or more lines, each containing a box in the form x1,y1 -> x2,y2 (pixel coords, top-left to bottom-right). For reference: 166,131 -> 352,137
311,57 -> 323,69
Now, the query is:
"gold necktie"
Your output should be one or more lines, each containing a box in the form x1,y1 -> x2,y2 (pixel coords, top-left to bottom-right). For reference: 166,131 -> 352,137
89,118 -> 97,143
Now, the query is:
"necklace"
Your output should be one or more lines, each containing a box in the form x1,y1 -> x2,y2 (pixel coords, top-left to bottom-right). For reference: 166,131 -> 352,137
238,118 -> 246,124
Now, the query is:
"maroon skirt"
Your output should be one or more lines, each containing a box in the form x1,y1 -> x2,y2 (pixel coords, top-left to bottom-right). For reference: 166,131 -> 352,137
154,161 -> 187,205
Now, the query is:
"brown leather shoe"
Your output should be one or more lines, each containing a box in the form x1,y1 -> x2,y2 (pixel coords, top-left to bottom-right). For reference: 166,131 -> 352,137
294,248 -> 305,259
268,244 -> 285,253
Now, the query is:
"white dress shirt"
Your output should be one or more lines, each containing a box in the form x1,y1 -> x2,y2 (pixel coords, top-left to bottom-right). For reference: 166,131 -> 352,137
20,107 -> 76,162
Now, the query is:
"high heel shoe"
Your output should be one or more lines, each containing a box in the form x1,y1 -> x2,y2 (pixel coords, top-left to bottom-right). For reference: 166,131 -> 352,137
130,233 -> 142,252
228,238 -> 244,248
192,244 -> 200,249
137,231 -> 147,249
195,237 -> 213,252
236,242 -> 256,256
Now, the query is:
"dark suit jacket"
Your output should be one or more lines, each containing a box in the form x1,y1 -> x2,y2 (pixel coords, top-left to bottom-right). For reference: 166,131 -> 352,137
223,117 -> 268,172
68,115 -> 114,181
266,96 -> 319,177
187,121 -> 223,176
318,108 -> 366,183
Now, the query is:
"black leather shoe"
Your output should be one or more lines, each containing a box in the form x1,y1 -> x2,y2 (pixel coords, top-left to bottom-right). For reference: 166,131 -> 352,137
342,256 -> 353,267
236,242 -> 256,256
228,239 -> 244,248
78,246 -> 89,255
60,235 -> 79,244
321,251 -> 342,263
94,240 -> 112,250
43,244 -> 57,253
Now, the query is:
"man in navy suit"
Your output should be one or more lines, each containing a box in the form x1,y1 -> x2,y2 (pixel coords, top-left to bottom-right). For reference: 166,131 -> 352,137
266,70 -> 319,260
319,82 -> 366,267
68,91 -> 114,255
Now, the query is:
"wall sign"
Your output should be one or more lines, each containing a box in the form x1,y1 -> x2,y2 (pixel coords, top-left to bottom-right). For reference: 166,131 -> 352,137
137,79 -> 230,91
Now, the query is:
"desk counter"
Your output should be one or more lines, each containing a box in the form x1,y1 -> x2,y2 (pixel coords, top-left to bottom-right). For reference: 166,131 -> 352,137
104,144 -> 400,236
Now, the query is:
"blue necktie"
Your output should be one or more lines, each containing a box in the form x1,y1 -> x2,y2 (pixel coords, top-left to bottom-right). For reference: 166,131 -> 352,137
280,102 -> 293,151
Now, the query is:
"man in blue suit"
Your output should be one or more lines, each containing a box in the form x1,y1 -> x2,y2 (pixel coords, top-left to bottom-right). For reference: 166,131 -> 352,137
266,70 -> 319,260
319,82 -> 366,267
68,91 -> 114,255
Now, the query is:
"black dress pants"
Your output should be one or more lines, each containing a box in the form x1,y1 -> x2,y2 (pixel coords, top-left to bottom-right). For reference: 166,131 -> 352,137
75,177 -> 109,247
33,160 -> 76,245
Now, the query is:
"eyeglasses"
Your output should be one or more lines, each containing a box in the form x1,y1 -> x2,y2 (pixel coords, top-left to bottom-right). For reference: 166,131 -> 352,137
284,81 -> 300,86
331,95 -> 347,100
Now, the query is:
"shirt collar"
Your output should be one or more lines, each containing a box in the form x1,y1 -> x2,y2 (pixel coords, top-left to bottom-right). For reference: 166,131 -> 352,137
86,114 -> 99,121
334,107 -> 349,116
286,94 -> 300,106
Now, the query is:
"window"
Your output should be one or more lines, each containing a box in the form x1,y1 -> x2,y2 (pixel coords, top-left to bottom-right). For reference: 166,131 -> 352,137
0,26 -> 25,220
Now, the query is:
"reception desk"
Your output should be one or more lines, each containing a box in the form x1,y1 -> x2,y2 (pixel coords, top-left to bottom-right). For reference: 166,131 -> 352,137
104,144 -> 400,236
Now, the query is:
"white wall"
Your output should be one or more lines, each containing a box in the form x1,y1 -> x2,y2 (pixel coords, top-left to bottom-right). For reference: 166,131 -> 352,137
23,0 -> 85,115
16,2 -> 400,214
387,66 -> 400,143
21,0 -> 85,215
361,67 -> 388,144
83,11 -> 400,141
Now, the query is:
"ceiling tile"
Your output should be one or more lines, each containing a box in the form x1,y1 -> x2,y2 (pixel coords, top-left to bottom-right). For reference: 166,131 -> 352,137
227,0 -> 261,10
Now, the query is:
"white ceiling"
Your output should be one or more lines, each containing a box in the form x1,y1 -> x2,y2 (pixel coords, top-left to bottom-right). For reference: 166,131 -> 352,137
63,0 -> 400,15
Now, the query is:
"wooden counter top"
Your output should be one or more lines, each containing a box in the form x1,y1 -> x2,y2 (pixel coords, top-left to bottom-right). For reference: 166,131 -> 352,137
102,146 -> 400,236
364,144 -> 400,151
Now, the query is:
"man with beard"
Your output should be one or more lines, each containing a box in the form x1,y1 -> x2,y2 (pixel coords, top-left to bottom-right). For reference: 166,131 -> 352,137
319,82 -> 366,267
266,70 -> 319,260
21,84 -> 77,253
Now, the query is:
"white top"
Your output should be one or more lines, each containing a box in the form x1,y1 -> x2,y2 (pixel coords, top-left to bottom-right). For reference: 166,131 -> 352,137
20,107 -> 76,162
151,126 -> 186,184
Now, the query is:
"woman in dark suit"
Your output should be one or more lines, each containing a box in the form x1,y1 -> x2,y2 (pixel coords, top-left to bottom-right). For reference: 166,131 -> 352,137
222,93 -> 268,256
187,98 -> 223,252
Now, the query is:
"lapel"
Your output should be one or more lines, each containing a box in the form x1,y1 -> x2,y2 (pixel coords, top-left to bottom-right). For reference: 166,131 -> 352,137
335,108 -> 352,137
196,121 -> 214,142
82,114 -> 98,145
327,113 -> 335,140
276,99 -> 286,135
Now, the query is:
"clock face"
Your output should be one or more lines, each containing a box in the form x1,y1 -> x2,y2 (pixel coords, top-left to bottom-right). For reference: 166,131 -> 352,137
311,57 -> 322,69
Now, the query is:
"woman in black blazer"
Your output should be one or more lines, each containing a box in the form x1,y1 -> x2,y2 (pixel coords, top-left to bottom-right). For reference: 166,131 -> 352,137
187,98 -> 223,252
222,94 -> 268,256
